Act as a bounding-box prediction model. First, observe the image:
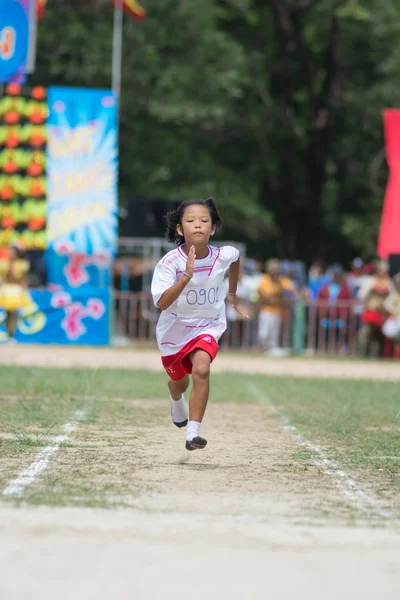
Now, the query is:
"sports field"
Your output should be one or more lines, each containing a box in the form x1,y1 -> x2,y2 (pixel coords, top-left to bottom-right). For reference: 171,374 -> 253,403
1,345 -> 399,599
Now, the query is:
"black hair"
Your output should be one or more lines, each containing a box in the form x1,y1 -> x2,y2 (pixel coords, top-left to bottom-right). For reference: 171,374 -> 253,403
311,259 -> 326,270
164,197 -> 223,244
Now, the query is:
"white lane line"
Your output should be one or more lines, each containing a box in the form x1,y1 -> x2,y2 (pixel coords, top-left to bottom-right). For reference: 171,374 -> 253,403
3,410 -> 85,498
248,383 -> 392,520
0,394 -> 97,402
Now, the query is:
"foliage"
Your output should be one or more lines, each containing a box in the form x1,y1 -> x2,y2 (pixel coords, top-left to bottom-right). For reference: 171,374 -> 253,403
30,0 -> 400,263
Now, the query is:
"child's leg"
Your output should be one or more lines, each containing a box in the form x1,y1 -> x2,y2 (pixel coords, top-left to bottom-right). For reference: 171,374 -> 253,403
185,349 -> 211,450
168,375 -> 190,400
168,375 -> 190,428
6,311 -> 17,338
188,349 -> 211,421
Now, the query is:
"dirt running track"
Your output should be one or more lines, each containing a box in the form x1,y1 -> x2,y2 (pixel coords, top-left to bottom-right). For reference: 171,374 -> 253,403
1,345 -> 400,600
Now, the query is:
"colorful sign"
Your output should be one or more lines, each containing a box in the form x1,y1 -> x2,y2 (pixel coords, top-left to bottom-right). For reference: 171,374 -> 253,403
0,286 -> 110,344
45,249 -> 112,290
0,83 -> 48,250
47,87 -> 118,256
0,0 -> 30,84
378,110 -> 400,260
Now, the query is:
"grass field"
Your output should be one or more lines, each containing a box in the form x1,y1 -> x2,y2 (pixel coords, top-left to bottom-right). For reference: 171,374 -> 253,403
1,350 -> 400,600
1,365 -> 399,517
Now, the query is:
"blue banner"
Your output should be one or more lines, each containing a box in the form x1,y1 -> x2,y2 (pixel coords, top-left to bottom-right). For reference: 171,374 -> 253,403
0,0 -> 29,83
45,250 -> 112,290
0,287 -> 110,345
46,87 -> 118,255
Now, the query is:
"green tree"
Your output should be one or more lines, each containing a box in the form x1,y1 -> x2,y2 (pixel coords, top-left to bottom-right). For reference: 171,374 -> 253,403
215,0 -> 400,263
30,0 -> 400,263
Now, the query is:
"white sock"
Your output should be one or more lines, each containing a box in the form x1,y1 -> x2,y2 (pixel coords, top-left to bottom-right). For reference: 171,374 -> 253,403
186,421 -> 201,441
170,395 -> 188,424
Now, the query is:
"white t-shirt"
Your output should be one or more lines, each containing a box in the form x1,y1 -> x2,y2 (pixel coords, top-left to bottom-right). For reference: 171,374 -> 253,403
151,244 -> 240,356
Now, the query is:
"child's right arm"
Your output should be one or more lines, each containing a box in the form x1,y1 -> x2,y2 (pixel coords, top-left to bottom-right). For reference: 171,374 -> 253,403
157,275 -> 191,310
154,246 -> 196,311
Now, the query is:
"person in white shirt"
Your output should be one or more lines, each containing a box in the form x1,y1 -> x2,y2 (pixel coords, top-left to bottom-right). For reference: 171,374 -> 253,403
151,198 -> 248,451
382,273 -> 400,358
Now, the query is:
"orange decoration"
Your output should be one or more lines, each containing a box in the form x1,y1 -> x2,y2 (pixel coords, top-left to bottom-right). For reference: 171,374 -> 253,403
2,216 -> 16,229
4,111 -> 21,125
30,132 -> 46,147
29,181 -> 44,196
31,86 -> 46,101
5,83 -> 21,96
5,130 -> 20,148
1,87 -> 48,251
28,217 -> 45,231
0,186 -> 14,201
27,163 -> 44,177
29,109 -> 46,125
2,160 -> 18,174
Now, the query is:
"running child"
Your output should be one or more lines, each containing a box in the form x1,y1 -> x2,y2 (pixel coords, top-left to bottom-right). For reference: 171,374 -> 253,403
151,197 -> 248,451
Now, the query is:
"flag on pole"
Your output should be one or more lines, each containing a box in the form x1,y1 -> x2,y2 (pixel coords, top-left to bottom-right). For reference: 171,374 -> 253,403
377,110 -> 400,259
37,0 -> 47,20
110,0 -> 146,21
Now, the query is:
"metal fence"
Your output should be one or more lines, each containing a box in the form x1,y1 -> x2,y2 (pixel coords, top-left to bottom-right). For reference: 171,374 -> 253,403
117,238 -> 247,293
113,292 -> 395,357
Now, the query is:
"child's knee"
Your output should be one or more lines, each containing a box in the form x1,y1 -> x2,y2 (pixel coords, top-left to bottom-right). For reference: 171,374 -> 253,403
169,375 -> 189,392
192,361 -> 210,380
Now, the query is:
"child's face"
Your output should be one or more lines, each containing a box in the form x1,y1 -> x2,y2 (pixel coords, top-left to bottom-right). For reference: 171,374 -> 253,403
176,204 -> 216,245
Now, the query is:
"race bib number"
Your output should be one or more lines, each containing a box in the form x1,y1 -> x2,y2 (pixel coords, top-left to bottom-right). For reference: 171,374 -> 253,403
177,275 -> 225,318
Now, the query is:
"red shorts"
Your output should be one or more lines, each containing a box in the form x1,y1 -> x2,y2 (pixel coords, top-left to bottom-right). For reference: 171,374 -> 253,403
161,334 -> 219,381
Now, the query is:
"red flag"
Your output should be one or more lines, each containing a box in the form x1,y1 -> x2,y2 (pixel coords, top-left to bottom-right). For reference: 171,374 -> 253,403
377,110 -> 400,259
110,0 -> 147,21
37,0 -> 47,20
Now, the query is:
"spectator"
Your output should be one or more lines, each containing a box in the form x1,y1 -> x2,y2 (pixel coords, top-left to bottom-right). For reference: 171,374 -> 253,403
357,260 -> 392,357
316,266 -> 353,352
317,265 -> 353,305
346,258 -> 369,298
242,259 -> 263,302
0,243 -> 31,342
345,259 -> 372,325
257,258 -> 295,356
382,273 -> 400,359
240,259 -> 263,346
281,260 -> 307,291
226,267 -> 256,347
308,261 -> 330,300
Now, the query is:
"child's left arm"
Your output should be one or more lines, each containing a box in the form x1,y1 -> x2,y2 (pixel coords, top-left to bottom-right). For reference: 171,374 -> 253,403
227,258 -> 249,320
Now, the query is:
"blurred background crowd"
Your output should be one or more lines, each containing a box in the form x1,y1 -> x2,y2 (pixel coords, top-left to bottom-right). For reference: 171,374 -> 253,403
224,255 -> 400,359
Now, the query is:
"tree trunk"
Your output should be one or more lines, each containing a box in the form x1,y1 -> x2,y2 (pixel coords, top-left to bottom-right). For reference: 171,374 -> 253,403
260,6 -> 340,265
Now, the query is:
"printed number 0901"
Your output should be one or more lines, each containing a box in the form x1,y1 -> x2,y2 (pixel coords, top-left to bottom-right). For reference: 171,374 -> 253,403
186,287 -> 219,306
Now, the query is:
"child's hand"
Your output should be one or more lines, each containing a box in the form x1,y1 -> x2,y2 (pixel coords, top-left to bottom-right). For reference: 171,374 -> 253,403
228,294 -> 249,319
186,245 -> 196,277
